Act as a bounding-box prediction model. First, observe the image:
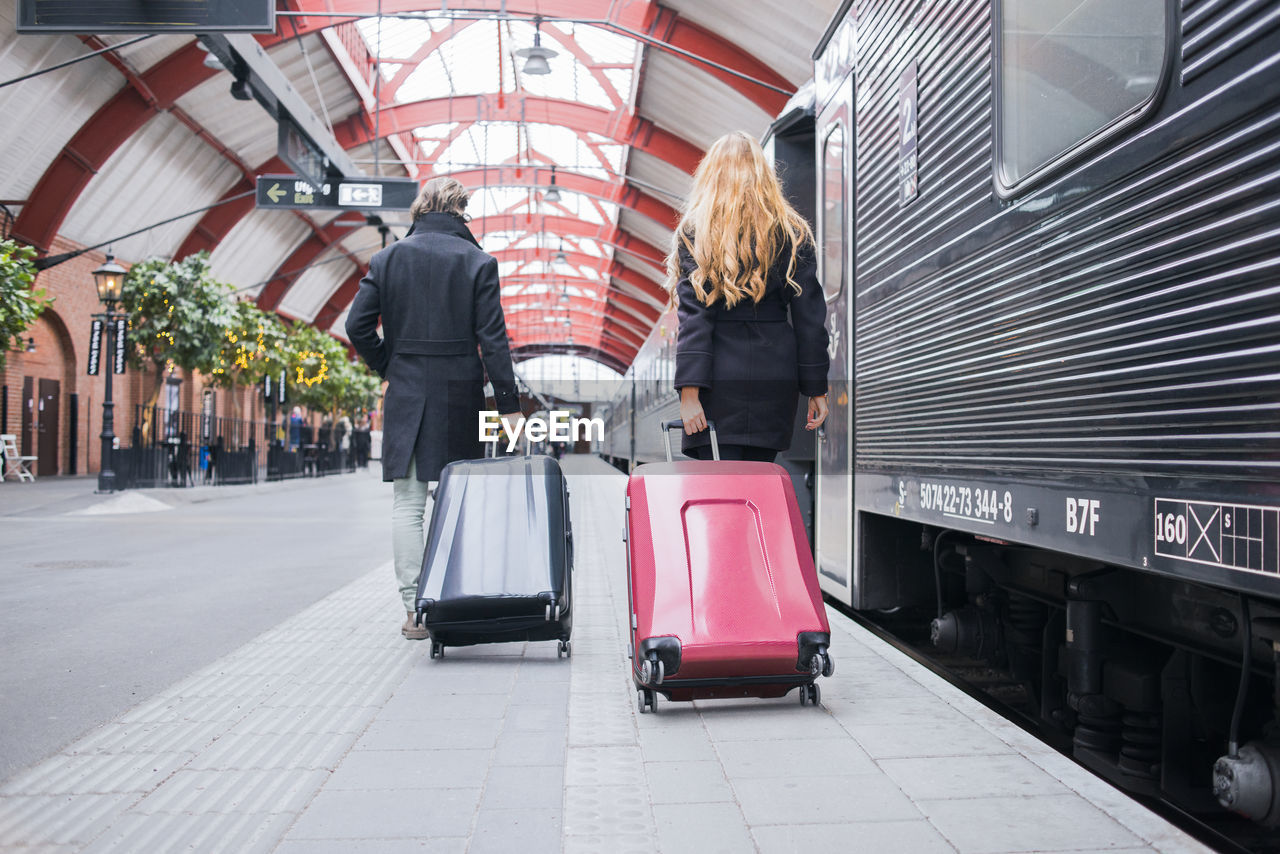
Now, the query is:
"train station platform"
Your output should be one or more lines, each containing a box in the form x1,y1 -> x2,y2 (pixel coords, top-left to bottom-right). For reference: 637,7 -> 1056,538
0,456 -> 1212,854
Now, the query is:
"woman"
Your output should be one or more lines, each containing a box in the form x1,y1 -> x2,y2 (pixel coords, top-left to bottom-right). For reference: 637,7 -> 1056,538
672,131 -> 829,461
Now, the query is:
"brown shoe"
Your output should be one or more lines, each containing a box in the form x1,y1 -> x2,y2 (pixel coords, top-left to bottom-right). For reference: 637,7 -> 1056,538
402,611 -> 429,641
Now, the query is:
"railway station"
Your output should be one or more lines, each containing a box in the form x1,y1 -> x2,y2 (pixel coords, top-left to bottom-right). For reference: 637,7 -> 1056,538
0,1 -> 1275,851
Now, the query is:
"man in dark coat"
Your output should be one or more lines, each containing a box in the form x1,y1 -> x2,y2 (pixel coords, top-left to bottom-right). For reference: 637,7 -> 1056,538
346,176 -> 522,639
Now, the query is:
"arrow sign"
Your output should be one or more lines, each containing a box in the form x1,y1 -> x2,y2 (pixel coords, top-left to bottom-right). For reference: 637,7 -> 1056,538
256,175 -> 416,211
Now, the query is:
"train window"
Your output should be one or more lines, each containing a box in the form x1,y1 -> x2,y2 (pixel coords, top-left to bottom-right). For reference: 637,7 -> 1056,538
820,123 -> 846,300
997,0 -> 1166,191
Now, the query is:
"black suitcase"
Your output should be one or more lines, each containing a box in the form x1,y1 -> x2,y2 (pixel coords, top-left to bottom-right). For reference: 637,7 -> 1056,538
414,454 -> 573,659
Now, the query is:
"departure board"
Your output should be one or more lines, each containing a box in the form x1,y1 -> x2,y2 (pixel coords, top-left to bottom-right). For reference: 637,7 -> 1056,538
17,0 -> 274,33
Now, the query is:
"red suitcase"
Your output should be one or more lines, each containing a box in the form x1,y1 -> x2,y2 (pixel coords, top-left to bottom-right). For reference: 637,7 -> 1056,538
625,421 -> 833,712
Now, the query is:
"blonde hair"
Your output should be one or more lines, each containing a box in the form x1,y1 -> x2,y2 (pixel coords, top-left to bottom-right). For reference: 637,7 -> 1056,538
410,176 -> 470,219
666,131 -> 814,308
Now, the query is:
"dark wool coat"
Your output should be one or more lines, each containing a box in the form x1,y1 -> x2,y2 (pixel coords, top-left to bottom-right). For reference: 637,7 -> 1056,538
346,212 -> 519,483
673,237 -> 829,453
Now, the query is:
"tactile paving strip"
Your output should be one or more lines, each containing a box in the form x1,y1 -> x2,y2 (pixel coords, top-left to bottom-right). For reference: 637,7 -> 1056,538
0,565 -> 417,851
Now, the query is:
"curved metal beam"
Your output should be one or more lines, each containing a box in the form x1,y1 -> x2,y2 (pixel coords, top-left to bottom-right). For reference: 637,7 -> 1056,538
471,213 -> 666,271
446,166 -> 678,230
12,42 -> 216,252
511,343 -> 629,375
331,94 -> 702,175
278,0 -> 794,111
501,287 -> 654,335
262,208 -> 663,321
513,328 -> 638,363
257,222 -> 362,310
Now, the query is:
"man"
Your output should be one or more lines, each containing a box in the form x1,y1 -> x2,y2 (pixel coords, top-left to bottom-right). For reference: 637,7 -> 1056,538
347,177 -> 522,639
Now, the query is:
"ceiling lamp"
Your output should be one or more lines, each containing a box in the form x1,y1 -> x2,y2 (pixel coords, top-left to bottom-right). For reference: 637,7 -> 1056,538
544,166 -> 562,205
553,235 -> 568,264
516,16 -> 558,76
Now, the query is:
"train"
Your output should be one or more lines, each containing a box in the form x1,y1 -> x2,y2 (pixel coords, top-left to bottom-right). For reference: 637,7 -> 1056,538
600,0 -> 1280,842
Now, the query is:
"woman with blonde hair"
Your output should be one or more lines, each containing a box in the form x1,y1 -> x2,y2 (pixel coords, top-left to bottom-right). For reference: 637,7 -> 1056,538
672,130 -> 829,461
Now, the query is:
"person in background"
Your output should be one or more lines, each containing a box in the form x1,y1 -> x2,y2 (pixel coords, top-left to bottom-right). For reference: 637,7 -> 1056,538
318,416 -> 333,474
288,406 -> 303,451
336,414 -> 353,471
346,176 -> 523,640
671,131 -> 829,461
354,413 -> 371,469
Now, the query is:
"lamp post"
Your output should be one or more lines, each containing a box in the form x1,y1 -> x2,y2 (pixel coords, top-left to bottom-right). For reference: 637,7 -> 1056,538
93,254 -> 126,493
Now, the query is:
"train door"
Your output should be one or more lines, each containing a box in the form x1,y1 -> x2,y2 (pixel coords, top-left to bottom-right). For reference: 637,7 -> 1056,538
814,76 -> 854,603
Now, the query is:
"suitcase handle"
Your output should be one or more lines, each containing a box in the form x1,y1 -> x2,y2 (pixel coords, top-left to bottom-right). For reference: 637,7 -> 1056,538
661,419 -> 719,462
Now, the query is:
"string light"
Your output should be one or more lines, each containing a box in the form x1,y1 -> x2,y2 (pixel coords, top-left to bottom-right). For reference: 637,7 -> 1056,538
295,350 -> 329,387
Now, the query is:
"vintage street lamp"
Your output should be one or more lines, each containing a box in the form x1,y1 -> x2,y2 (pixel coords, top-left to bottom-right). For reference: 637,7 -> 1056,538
93,254 -> 126,493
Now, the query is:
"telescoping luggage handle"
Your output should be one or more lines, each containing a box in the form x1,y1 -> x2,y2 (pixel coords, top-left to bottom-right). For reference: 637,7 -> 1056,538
661,419 -> 719,462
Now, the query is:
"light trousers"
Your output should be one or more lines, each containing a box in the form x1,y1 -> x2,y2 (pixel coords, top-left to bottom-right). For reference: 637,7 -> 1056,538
391,456 -> 435,611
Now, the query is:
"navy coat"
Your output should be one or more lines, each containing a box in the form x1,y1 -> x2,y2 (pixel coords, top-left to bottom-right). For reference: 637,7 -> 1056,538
673,237 -> 829,452
346,212 -> 519,482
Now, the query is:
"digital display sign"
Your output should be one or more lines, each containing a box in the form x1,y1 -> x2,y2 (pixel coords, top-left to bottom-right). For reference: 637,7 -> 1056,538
17,0 -> 274,33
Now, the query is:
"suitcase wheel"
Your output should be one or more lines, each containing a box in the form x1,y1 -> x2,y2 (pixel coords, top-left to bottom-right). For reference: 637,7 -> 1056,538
557,640 -> 572,658
637,688 -> 657,714
798,683 -> 821,706
810,651 -> 833,679
639,656 -> 664,686
430,641 -> 444,660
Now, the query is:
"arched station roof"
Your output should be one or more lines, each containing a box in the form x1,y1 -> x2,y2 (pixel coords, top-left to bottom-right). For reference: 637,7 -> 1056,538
1,0 -> 840,371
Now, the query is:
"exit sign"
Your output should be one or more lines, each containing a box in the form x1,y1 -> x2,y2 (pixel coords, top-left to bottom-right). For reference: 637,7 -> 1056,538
255,175 -> 418,211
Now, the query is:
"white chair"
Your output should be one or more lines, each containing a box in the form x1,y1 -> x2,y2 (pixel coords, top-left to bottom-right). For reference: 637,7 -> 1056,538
0,434 -> 37,482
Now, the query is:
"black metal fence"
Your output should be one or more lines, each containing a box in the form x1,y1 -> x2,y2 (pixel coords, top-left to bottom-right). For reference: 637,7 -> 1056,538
112,406 -> 361,489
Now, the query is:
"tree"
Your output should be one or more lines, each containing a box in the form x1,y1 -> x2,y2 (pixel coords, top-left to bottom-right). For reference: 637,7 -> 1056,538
0,240 -> 52,372
204,299 -> 288,418
322,355 -> 383,418
120,252 -> 235,418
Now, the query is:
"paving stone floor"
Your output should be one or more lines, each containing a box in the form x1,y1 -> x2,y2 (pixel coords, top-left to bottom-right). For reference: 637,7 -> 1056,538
0,456 -> 1213,853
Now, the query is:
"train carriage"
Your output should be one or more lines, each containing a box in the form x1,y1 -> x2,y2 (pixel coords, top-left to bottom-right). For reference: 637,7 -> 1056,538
814,0 -> 1280,839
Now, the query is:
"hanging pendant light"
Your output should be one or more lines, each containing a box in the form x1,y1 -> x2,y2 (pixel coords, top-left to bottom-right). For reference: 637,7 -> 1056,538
553,235 -> 568,264
544,165 -> 562,204
516,16 -> 557,76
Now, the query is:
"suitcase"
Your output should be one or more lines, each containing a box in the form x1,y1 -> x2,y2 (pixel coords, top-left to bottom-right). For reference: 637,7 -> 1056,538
414,453 -> 573,659
625,421 -> 833,712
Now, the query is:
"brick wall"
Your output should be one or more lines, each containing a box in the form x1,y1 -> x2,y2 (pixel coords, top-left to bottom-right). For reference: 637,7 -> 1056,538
0,236 -> 268,477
